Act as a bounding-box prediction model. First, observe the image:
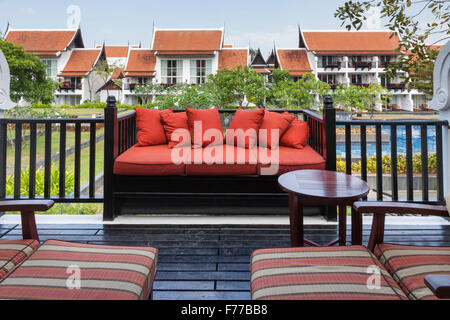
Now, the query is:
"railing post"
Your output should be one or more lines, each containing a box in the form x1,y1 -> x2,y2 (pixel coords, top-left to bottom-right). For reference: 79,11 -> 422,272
323,95 -> 336,172
323,95 -> 337,221
103,96 -> 118,221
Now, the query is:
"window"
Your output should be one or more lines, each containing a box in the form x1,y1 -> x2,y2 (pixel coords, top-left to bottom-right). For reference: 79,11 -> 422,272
351,74 -> 362,85
161,60 -> 183,84
319,56 -> 340,68
318,74 -> 336,84
63,95 -> 81,106
42,59 -> 57,77
190,60 -> 212,84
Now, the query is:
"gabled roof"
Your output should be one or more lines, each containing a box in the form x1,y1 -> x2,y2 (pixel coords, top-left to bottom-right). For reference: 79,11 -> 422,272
124,49 -> 156,77
96,45 -> 130,58
218,49 -> 249,70
152,28 -> 223,54
250,49 -> 266,66
266,50 -> 276,66
59,48 -> 104,77
5,28 -> 84,56
276,49 -> 312,76
300,30 -> 401,55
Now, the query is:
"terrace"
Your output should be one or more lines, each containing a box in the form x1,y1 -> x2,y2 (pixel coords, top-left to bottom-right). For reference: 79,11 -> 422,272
0,43 -> 449,301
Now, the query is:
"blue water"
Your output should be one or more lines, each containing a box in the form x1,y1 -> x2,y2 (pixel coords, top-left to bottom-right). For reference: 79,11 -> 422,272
336,126 -> 437,158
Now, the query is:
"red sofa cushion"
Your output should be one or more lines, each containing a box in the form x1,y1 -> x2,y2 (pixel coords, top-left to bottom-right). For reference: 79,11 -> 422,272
258,145 -> 325,175
114,145 -> 185,176
225,108 -> 265,149
186,145 -> 258,175
160,111 -> 190,148
251,246 -> 406,300
280,119 -> 310,149
186,107 -> 223,148
0,240 -> 158,300
375,244 -> 450,300
135,108 -> 172,147
259,111 -> 296,149
0,240 -> 40,280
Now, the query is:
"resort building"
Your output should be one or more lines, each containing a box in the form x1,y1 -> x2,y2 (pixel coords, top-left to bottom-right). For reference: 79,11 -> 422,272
270,29 -> 429,111
122,27 -> 249,104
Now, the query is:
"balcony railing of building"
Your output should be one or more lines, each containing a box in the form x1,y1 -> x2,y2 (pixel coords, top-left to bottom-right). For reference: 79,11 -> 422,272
59,81 -> 82,92
386,83 -> 407,91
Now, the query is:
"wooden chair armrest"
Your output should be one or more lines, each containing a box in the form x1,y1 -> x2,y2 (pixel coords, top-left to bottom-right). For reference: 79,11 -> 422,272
0,200 -> 54,213
353,201 -> 449,217
353,201 -> 449,252
425,275 -> 450,299
0,200 -> 54,241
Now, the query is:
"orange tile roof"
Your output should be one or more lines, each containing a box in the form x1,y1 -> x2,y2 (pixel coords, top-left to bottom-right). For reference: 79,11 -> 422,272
59,49 -> 102,77
277,49 -> 312,76
156,50 -> 215,55
218,49 -> 248,70
223,44 -> 233,48
302,31 -> 401,55
153,29 -> 223,52
253,68 -> 270,74
6,30 -> 79,56
124,50 -> 156,77
96,46 -> 130,58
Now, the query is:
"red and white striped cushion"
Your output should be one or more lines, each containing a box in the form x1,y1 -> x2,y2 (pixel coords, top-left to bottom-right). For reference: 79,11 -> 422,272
251,246 -> 407,300
0,240 -> 40,280
375,244 -> 450,300
0,240 -> 158,300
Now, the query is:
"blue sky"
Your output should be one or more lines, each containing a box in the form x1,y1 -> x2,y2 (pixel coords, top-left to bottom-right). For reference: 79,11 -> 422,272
0,0 -> 440,55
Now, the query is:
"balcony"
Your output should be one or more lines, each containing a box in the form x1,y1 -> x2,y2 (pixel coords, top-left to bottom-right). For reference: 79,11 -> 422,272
351,60 -> 374,70
386,83 -> 406,91
58,80 -> 82,92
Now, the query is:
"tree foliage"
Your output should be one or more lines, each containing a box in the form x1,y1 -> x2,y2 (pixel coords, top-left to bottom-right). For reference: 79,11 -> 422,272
0,39 -> 59,104
332,83 -> 389,115
335,0 -> 449,87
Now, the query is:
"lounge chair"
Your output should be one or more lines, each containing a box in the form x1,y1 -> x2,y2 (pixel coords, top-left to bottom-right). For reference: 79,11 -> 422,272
251,201 -> 450,300
0,200 -> 158,300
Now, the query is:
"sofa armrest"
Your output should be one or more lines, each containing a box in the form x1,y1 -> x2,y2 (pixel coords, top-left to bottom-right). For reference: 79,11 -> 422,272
353,201 -> 449,251
0,200 -> 54,241
425,275 -> 450,299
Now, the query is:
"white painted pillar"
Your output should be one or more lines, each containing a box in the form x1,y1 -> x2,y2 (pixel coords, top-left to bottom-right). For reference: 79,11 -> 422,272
0,49 -> 15,117
429,40 -> 450,195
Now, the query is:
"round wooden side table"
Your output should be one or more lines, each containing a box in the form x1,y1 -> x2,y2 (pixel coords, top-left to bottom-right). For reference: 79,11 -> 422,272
278,170 -> 370,247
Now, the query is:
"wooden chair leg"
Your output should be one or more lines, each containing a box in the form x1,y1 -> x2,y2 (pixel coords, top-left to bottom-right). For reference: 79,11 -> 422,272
20,210 -> 39,241
338,205 -> 347,246
289,194 -> 303,247
368,213 -> 385,252
351,206 -> 363,245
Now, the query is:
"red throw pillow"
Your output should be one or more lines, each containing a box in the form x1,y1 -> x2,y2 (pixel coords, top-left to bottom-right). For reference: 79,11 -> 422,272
160,111 -> 190,148
186,107 -> 224,148
280,118 -> 310,149
135,108 -> 172,147
259,111 -> 296,149
225,108 -> 265,149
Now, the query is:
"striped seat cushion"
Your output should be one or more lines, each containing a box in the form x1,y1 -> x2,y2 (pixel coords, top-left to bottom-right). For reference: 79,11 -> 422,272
0,240 -> 40,280
0,240 -> 158,300
251,246 -> 407,300
375,244 -> 450,300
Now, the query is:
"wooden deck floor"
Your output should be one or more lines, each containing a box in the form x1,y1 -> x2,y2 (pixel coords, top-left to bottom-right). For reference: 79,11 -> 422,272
1,223 -> 450,300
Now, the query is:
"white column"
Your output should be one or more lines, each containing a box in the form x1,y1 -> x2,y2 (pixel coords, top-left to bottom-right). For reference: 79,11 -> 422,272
430,41 -> 450,195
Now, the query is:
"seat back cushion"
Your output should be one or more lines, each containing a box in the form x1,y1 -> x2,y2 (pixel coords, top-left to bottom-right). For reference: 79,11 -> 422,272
280,118 -> 310,149
375,244 -> 450,300
258,111 -> 295,149
225,108 -> 265,149
135,108 -> 172,147
251,246 -> 407,300
160,111 -> 190,148
0,240 -> 158,300
0,240 -> 40,280
186,107 -> 223,148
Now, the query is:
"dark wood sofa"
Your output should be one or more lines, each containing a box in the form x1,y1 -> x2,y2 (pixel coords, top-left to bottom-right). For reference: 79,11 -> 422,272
103,97 -> 337,220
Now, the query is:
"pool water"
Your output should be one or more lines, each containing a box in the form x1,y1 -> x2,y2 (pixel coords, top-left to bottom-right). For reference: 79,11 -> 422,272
336,126 -> 437,158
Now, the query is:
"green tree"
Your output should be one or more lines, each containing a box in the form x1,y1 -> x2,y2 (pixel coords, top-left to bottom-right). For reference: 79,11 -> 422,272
294,73 -> 331,110
134,83 -> 164,105
409,46 -> 441,96
233,66 -> 266,107
335,0 -> 449,85
92,60 -> 122,97
0,39 -> 59,104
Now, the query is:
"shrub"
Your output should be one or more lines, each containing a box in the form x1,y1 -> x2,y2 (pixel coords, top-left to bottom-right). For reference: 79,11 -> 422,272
337,153 -> 437,174
6,167 -> 75,197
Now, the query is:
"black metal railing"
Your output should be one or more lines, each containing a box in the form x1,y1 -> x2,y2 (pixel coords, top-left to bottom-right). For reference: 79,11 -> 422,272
336,118 -> 448,204
0,118 -> 104,203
